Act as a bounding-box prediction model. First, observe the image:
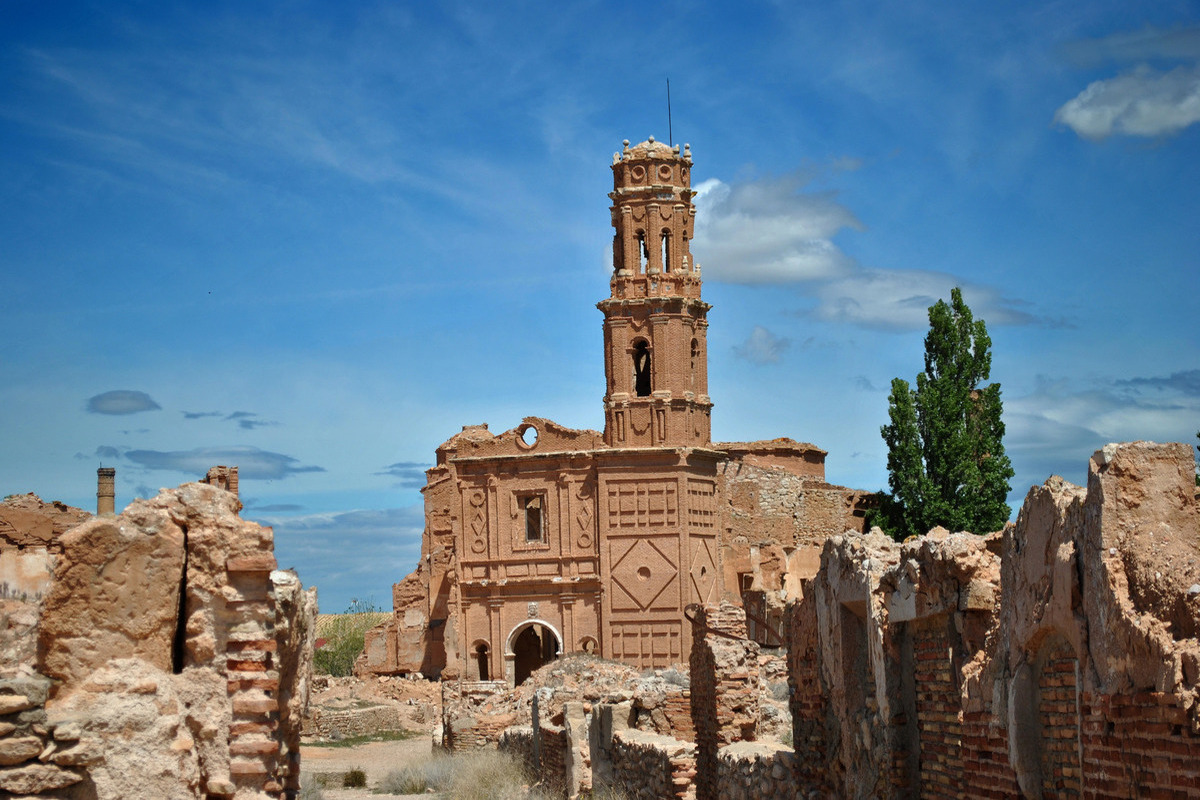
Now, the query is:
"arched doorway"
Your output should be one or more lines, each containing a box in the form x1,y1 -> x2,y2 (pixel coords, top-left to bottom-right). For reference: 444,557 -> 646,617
508,621 -> 562,686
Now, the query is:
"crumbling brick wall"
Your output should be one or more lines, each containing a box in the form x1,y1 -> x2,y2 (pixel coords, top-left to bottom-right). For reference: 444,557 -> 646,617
0,482 -> 316,800
688,602 -> 760,800
784,441 -> 1200,799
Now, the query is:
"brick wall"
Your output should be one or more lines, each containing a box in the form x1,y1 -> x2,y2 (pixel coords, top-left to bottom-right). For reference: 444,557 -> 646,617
1080,692 -> 1200,798
960,711 -> 1019,798
912,616 -> 962,798
784,596 -> 828,793
688,602 -> 760,800
1039,653 -> 1081,797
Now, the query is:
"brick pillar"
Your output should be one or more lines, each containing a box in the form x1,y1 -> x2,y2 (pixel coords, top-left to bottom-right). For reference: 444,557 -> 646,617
96,467 -> 115,516
688,601 -> 759,800
224,553 -> 284,798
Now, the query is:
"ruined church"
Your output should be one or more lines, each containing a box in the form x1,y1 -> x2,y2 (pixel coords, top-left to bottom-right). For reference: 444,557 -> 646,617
361,138 -> 869,685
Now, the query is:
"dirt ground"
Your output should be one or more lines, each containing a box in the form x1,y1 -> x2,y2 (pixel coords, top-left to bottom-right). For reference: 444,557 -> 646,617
300,674 -> 441,799
302,736 -> 432,799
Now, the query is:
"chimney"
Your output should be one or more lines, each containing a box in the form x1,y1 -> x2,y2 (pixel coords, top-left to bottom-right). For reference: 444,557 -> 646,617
97,467 -> 116,516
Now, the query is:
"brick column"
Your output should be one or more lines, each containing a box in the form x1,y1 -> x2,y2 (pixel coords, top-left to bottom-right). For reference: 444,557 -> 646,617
688,601 -> 759,800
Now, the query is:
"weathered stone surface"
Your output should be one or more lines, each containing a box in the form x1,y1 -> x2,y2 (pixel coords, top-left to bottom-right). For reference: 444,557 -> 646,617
38,515 -> 184,684
0,694 -> 33,715
0,761 -> 83,793
0,736 -> 42,765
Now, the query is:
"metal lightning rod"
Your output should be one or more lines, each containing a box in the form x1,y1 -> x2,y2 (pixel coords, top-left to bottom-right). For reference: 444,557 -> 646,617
667,78 -> 673,146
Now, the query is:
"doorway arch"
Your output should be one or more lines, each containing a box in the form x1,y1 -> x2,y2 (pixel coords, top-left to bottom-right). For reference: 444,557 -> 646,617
506,619 -> 562,686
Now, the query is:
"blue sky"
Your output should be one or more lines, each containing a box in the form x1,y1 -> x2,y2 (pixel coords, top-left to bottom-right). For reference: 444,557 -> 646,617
3,1 -> 1198,613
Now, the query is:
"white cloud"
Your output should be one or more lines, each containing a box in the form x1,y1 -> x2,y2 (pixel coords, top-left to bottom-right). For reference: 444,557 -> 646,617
1005,371 -> 1200,491
1055,64 -> 1200,139
734,326 -> 790,364
256,505 -> 425,613
810,269 -> 1039,331
692,175 -> 862,284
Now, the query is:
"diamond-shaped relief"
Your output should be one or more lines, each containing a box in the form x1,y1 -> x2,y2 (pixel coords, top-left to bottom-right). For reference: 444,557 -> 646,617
690,538 -> 717,604
576,504 -> 592,531
611,539 -> 678,611
471,510 -> 486,537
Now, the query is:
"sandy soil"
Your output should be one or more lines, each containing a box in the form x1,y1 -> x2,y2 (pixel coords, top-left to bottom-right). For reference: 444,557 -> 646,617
301,735 -> 433,799
301,674 -> 442,799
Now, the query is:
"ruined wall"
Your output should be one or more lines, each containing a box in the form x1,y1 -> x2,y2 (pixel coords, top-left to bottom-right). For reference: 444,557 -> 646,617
0,483 -> 316,800
688,602 -> 759,800
786,441 -> 1199,799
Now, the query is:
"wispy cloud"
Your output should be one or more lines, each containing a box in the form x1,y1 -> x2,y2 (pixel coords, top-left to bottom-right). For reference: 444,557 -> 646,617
226,411 -> 278,431
124,446 -> 323,480
375,462 -> 430,489
86,390 -> 161,415
257,505 -> 425,612
1006,369 -> 1200,489
692,174 -> 862,284
1056,26 -> 1200,140
733,326 -> 790,364
182,410 -> 222,419
75,444 -> 124,461
810,269 -> 1044,331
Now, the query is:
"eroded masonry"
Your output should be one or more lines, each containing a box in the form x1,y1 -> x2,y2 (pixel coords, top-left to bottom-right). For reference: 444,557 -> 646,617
455,442 -> 1199,799
0,468 -> 316,800
360,138 -> 871,686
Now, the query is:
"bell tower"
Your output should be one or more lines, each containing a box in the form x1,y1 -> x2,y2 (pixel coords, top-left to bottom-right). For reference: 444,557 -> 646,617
599,137 -> 712,448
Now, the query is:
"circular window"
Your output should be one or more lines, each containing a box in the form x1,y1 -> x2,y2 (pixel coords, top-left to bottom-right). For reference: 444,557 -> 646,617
517,424 -> 539,449
658,164 -> 673,181
631,165 -> 646,182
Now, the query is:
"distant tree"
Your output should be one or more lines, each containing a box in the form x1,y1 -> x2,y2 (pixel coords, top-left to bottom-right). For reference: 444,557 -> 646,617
313,598 -> 381,677
871,288 -> 1015,541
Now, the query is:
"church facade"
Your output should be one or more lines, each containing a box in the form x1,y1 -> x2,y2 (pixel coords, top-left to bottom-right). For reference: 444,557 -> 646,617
360,138 -> 869,685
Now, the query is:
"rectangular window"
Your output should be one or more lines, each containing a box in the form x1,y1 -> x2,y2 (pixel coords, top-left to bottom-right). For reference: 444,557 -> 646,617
522,495 -> 544,542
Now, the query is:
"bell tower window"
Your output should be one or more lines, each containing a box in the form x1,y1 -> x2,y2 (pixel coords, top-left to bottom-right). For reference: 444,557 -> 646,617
661,230 -> 671,273
633,340 -> 652,397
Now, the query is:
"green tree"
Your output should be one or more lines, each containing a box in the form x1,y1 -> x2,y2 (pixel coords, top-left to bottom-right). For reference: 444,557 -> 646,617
872,288 -> 1014,540
313,598 -> 383,677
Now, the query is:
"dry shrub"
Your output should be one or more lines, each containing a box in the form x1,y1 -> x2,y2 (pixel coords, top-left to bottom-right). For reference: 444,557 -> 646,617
381,748 -> 532,799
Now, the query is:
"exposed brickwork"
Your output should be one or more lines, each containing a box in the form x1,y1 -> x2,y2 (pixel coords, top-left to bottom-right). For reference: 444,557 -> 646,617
1080,692 -> 1200,799
784,596 -> 827,793
689,603 -> 760,800
912,616 -> 963,798
960,711 -> 1019,798
1039,654 -> 1082,797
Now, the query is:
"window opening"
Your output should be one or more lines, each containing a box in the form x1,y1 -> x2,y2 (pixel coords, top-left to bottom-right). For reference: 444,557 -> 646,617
691,339 -> 699,387
633,341 -> 652,397
523,495 -> 544,542
637,231 -> 648,273
475,643 -> 490,681
661,230 -> 671,273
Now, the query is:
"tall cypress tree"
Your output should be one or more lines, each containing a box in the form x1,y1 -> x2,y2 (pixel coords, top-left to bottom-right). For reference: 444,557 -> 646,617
873,288 -> 1014,540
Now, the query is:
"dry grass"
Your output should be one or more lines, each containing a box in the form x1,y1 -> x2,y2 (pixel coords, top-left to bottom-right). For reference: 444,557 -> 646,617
315,612 -> 390,637
379,748 -> 555,799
